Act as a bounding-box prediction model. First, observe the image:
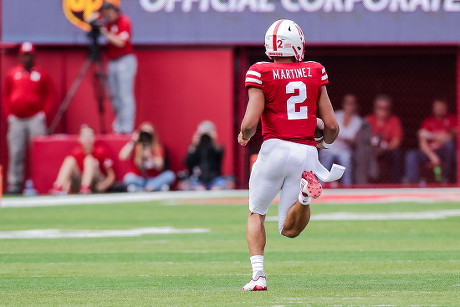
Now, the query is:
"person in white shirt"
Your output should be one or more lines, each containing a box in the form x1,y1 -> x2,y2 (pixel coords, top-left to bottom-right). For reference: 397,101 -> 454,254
320,94 -> 362,185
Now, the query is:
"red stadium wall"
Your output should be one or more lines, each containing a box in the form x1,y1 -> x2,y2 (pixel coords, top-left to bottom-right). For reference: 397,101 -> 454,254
457,47 -> 460,184
0,47 -> 236,190
1,45 -> 459,191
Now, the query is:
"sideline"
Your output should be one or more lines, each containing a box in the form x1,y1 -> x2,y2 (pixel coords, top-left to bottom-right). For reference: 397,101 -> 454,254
1,188 -> 460,208
0,190 -> 248,208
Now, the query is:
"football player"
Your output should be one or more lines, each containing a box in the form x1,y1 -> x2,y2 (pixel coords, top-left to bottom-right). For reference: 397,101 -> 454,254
238,19 -> 340,291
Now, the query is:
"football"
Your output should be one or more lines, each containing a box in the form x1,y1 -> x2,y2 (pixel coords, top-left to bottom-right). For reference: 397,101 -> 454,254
314,118 -> 324,142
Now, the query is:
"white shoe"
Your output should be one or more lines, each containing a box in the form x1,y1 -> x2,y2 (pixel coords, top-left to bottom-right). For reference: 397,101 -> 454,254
242,276 -> 267,291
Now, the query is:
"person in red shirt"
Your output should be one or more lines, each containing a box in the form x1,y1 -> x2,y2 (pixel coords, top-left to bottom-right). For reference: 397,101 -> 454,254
98,1 -> 137,134
405,99 -> 457,183
50,126 -> 115,194
119,122 -> 175,191
366,95 -> 404,183
238,20 -> 343,291
2,42 -> 54,194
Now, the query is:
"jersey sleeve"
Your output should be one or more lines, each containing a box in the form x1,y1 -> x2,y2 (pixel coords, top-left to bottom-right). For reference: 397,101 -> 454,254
320,65 -> 329,86
118,16 -> 132,42
245,65 -> 263,89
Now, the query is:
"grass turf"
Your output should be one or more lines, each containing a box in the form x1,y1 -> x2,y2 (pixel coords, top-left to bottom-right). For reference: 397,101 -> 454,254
0,199 -> 459,306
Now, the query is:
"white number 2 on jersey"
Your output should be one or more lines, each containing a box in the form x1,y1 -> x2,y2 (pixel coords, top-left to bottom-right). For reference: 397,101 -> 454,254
286,81 -> 308,120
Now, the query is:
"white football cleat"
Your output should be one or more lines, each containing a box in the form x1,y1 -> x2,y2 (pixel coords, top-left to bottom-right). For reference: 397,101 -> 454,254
300,171 -> 322,199
242,276 -> 267,291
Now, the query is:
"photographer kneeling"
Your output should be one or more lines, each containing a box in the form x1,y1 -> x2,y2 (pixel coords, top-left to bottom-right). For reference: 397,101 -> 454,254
181,121 -> 233,190
119,122 -> 175,192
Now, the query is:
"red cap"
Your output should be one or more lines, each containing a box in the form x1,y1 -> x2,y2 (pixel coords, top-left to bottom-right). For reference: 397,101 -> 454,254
19,42 -> 35,54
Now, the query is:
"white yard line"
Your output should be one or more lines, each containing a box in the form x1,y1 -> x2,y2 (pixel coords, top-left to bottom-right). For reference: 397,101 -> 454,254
266,209 -> 460,222
0,227 -> 210,239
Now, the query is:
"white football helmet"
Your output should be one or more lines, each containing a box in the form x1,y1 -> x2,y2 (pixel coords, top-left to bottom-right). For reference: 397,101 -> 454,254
264,19 -> 306,62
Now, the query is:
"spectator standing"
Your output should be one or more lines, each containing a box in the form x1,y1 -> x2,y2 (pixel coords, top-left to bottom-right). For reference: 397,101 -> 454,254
99,1 -> 137,133
119,122 -> 175,192
320,94 -> 362,185
405,99 -> 457,183
366,95 -> 404,183
2,42 -> 54,194
50,126 -> 115,194
181,121 -> 232,190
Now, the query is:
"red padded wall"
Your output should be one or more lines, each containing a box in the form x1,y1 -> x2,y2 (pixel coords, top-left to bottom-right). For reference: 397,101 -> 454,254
0,47 -> 235,191
31,134 -> 132,194
134,49 -> 235,176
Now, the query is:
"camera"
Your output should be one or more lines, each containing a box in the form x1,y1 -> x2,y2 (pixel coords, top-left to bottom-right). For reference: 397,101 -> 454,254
138,131 -> 153,145
86,18 -> 107,62
198,134 -> 212,147
88,18 -> 108,38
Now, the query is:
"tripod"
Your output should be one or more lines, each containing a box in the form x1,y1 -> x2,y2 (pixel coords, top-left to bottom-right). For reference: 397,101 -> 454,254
48,31 -> 110,134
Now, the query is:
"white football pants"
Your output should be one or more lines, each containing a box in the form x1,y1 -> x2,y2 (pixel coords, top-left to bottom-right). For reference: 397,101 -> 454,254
249,138 -> 318,233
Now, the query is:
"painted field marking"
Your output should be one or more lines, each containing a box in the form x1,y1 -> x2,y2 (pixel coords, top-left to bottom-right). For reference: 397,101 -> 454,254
0,227 -> 210,239
266,209 -> 460,222
1,188 -> 460,208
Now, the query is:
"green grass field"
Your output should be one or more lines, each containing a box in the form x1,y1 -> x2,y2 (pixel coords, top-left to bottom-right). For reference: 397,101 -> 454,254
0,197 -> 459,306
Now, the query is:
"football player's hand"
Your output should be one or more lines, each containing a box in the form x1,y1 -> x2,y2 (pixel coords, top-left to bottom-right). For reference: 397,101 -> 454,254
316,142 -> 326,149
238,132 -> 250,146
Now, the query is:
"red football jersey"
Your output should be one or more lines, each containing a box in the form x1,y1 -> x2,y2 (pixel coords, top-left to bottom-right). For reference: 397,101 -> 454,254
245,61 -> 328,146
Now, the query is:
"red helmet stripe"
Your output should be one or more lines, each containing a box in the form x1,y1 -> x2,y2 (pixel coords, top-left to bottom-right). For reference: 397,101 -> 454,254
295,24 -> 304,38
272,20 -> 284,52
292,46 -> 299,60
